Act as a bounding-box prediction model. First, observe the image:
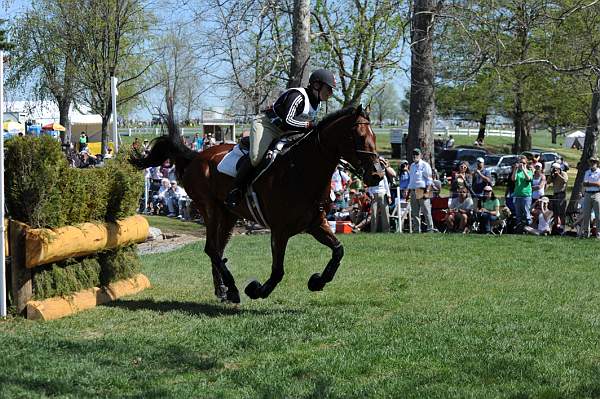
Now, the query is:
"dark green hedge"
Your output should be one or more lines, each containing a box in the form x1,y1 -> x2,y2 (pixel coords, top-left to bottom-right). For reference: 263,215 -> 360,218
4,136 -> 144,228
33,245 -> 142,300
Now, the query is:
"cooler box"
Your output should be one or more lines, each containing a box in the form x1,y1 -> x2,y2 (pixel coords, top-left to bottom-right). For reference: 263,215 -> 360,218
335,221 -> 353,234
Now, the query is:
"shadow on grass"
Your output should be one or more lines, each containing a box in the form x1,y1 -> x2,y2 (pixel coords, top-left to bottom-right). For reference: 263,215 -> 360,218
105,298 -> 303,317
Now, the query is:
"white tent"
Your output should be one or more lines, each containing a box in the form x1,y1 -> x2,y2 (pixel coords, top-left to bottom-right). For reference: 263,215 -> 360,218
564,130 -> 586,149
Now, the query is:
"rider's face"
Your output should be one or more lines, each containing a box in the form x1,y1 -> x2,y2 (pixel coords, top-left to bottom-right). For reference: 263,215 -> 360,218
318,84 -> 333,101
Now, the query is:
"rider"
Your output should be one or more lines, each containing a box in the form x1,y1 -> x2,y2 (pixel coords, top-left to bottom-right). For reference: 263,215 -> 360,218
225,68 -> 337,208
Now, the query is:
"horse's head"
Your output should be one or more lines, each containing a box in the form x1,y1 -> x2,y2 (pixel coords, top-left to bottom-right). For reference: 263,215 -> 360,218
334,104 -> 383,187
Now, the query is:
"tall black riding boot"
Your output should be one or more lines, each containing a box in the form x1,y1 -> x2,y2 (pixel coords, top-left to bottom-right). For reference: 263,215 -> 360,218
225,157 -> 253,209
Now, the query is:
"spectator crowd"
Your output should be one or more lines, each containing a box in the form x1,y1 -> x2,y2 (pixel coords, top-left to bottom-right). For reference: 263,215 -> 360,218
325,148 -> 600,239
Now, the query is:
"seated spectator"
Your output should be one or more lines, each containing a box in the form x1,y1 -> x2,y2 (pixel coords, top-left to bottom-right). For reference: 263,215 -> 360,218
477,186 -> 500,234
177,186 -> 191,220
445,188 -> 474,233
327,191 -> 349,221
350,203 -> 371,232
79,150 -> 97,168
152,178 -> 171,214
524,196 -> 553,235
104,147 -> 114,159
166,181 -> 186,217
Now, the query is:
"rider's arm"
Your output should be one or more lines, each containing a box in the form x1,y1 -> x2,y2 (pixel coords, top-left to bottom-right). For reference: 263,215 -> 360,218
279,91 -> 312,130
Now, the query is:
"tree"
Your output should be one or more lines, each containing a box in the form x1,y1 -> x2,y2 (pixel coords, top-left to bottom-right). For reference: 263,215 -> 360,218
407,0 -> 440,163
0,19 -> 13,51
312,0 -> 407,107
73,0 -> 159,154
199,0 -> 291,113
151,25 -> 205,123
366,81 -> 403,127
288,0 -> 311,88
7,0 -> 82,142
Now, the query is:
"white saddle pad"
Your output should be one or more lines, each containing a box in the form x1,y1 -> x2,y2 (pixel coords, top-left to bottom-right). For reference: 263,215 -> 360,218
217,144 -> 246,177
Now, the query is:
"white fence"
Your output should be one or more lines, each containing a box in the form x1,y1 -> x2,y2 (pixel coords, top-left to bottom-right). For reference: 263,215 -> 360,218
117,127 -> 203,136
389,127 -> 514,143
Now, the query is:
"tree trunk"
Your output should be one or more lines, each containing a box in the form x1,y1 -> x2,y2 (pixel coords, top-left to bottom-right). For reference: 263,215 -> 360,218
512,83 -> 523,154
521,119 -> 532,151
568,77 -> 600,213
288,0 -> 311,88
408,0 -> 436,165
101,116 -> 109,157
57,99 -> 71,145
477,113 -> 487,143
551,125 -> 558,144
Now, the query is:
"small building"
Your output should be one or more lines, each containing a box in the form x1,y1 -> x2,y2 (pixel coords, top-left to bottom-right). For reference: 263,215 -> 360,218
201,108 -> 236,143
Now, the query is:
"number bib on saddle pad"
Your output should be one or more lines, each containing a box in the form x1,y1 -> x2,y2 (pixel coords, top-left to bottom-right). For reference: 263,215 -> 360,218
217,145 -> 247,177
217,132 -> 308,178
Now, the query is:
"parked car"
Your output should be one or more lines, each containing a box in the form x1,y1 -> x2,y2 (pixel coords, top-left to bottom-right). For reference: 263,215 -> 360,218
483,154 -> 519,184
521,150 -> 560,175
435,148 -> 488,176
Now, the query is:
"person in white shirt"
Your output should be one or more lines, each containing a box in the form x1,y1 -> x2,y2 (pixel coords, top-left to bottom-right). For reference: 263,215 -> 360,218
166,181 -> 186,217
367,174 -> 391,233
331,165 -> 351,193
581,156 -> 600,238
407,148 -> 434,232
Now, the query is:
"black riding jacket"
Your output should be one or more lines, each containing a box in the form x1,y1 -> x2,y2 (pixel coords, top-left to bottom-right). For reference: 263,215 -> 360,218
269,88 -> 320,132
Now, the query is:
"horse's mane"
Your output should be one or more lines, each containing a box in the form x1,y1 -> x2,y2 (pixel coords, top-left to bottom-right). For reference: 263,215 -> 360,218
316,106 -> 356,130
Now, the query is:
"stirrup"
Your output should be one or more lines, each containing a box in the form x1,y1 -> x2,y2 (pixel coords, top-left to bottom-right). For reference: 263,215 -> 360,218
225,188 -> 242,209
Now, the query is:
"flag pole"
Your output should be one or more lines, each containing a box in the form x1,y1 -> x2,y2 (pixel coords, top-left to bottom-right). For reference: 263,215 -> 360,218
1,49 -> 7,318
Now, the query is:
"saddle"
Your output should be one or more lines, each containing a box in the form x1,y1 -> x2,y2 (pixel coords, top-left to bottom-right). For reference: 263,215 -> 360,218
217,131 -> 308,179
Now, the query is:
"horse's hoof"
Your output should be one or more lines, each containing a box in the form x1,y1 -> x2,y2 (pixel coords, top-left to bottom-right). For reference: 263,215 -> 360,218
227,289 -> 241,304
215,285 -> 228,302
245,280 -> 262,299
308,273 -> 325,292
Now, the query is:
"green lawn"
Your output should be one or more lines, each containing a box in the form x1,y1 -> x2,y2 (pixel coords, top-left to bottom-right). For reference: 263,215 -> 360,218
2,233 -> 600,398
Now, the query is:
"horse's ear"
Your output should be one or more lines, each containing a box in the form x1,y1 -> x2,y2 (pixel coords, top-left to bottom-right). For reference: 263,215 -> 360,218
364,104 -> 371,114
356,104 -> 363,114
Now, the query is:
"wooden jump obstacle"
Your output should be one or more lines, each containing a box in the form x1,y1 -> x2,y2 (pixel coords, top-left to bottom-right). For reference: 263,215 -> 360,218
7,215 -> 150,320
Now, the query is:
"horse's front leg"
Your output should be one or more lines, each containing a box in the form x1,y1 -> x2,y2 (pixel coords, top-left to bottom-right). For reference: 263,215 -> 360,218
245,235 -> 289,299
307,219 -> 344,292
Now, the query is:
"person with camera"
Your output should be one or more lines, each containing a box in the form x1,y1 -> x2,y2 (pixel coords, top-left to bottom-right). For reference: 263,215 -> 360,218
511,155 -> 533,227
407,148 -> 434,233
581,156 -> 600,238
547,162 -> 568,233
524,197 -> 553,236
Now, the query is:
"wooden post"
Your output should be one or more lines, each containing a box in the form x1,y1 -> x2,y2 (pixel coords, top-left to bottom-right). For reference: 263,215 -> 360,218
9,221 -> 32,316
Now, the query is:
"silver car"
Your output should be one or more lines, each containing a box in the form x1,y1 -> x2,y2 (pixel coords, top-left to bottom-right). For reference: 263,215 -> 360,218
483,154 -> 519,184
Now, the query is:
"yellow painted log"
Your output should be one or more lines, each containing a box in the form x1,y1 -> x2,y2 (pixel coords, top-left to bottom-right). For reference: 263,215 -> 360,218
24,215 -> 149,269
26,273 -> 151,321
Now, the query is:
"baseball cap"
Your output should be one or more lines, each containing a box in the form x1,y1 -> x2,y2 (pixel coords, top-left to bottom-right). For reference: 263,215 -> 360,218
551,162 -> 561,169
589,156 -> 600,163
483,185 -> 493,192
412,148 -> 421,155
534,162 -> 543,168
540,196 -> 550,203
476,157 -> 484,163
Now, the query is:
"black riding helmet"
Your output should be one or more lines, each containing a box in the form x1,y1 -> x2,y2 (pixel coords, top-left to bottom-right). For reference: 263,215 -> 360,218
309,69 -> 337,89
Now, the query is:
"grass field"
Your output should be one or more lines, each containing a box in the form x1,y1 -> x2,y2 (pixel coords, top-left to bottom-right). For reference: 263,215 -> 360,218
2,233 -> 600,398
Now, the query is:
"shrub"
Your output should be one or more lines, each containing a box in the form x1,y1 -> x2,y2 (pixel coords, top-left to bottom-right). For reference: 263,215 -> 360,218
4,136 -> 68,228
4,138 -> 143,228
32,246 -> 142,300
99,245 -> 142,285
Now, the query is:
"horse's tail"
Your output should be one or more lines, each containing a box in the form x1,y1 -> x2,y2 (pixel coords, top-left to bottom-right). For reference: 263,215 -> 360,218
129,101 -> 196,181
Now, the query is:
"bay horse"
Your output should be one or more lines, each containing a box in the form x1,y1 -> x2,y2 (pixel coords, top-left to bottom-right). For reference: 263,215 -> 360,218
131,104 -> 382,303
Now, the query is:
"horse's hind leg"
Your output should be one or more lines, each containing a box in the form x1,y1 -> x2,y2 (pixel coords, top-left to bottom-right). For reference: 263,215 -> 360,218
245,234 -> 289,300
204,206 -> 240,303
307,219 -> 344,292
